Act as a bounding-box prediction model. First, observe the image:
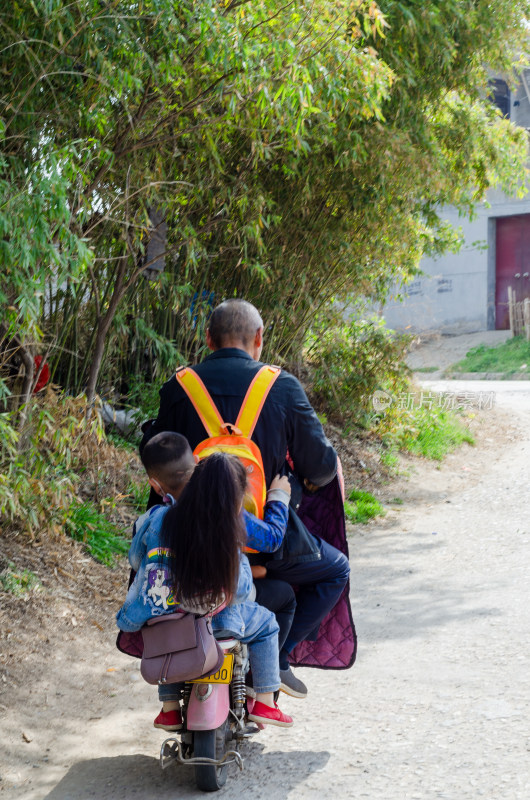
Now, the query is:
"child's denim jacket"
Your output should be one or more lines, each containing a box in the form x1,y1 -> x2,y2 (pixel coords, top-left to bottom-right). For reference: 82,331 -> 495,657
116,497 -> 289,633
116,503 -> 180,632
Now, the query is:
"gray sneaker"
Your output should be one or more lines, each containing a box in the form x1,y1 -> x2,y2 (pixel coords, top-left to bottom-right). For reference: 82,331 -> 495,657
279,667 -> 308,699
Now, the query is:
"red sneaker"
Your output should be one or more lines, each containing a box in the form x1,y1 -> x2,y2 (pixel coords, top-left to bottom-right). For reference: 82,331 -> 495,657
247,701 -> 293,728
153,708 -> 183,731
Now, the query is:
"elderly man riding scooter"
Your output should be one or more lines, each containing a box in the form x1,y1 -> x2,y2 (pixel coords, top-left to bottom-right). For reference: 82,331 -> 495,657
141,298 -> 354,697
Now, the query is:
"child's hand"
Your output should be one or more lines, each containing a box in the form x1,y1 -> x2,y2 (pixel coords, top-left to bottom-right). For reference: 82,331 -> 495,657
269,474 -> 291,497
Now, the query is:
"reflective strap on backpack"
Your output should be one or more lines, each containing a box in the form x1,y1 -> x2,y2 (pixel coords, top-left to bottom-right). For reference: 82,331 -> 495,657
176,365 -> 280,439
235,366 -> 280,437
175,367 -> 224,437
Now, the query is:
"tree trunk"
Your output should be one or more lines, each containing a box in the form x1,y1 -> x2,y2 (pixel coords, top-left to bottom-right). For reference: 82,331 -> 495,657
0,323 -> 35,436
85,314 -> 113,405
16,351 -> 35,448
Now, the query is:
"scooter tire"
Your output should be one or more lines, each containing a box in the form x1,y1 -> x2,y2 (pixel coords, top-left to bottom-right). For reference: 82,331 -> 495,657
193,720 -> 230,792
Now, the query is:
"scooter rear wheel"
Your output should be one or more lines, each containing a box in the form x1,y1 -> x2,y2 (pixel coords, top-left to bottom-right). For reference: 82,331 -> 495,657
193,719 -> 230,791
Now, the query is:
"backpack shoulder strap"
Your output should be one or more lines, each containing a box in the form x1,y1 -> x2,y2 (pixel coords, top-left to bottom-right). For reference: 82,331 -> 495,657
175,367 -> 224,437
236,365 -> 281,438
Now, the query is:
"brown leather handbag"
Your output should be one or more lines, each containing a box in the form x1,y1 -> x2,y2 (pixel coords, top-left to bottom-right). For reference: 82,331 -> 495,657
140,612 -> 224,685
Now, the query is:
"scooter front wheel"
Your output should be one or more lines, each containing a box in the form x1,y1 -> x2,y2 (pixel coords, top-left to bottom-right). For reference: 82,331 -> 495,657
193,719 -> 230,791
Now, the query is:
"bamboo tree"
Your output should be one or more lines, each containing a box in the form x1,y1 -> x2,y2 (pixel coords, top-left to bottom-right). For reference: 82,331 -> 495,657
1,0 -> 529,404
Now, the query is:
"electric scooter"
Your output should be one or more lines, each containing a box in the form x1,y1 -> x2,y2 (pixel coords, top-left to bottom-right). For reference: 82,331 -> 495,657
159,636 -> 261,791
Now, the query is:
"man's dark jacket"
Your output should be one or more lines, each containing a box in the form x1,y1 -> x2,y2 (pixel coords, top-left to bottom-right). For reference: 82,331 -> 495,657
141,348 -> 337,563
143,348 -> 336,486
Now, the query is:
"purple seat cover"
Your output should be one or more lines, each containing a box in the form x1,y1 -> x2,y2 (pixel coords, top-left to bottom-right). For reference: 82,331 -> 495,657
116,629 -> 143,659
289,474 -> 357,670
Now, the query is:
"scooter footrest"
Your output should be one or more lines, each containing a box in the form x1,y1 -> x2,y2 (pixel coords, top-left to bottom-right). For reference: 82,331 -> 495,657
160,738 -> 181,770
159,738 -> 244,772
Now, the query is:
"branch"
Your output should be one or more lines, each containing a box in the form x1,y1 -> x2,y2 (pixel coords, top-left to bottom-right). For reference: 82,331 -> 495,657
114,70 -> 236,158
242,1 -> 296,41
3,1 -> 122,133
86,258 -> 101,319
82,180 -> 194,237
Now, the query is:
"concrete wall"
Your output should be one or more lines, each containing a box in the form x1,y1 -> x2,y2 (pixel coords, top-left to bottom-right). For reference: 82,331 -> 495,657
382,73 -> 530,334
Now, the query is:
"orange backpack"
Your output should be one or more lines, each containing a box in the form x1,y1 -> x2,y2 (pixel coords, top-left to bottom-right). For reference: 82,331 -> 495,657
175,365 -> 281,548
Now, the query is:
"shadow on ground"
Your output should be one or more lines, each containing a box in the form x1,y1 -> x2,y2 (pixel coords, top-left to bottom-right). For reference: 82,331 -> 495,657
43,746 -> 330,799
351,528 -> 503,645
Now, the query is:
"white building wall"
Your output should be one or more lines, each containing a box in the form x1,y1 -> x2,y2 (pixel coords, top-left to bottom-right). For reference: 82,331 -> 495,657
382,74 -> 530,334
383,194 -> 530,333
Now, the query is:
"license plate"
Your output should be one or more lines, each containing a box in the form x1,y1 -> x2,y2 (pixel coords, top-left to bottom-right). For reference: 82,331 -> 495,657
191,653 -> 234,684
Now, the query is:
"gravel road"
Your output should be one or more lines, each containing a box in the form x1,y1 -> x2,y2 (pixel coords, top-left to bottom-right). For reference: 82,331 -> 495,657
3,379 -> 529,800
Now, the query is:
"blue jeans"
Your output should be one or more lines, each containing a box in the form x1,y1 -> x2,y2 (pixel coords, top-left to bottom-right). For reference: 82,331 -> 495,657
159,600 -> 280,700
158,681 -> 183,703
254,577 -> 296,653
212,600 -> 280,693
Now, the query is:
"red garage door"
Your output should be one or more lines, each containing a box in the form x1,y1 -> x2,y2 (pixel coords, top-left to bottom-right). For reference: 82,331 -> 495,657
496,214 -> 530,329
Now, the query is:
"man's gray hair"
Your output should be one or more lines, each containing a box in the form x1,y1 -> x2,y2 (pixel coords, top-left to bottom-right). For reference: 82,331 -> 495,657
208,299 -> 263,348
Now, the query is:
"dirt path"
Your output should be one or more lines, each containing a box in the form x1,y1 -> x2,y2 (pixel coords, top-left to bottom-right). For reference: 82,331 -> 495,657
406,330 -> 512,377
2,382 -> 530,800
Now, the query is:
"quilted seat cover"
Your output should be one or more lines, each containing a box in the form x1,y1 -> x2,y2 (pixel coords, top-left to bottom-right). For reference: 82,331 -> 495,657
289,474 -> 357,670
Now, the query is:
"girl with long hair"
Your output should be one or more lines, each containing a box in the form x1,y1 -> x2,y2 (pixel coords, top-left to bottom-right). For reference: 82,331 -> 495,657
160,451 -> 293,728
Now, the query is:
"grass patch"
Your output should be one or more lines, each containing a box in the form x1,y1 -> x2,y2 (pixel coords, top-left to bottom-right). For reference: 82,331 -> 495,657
414,366 -> 439,373
344,488 -> 385,524
385,406 -> 474,461
64,501 -> 129,566
390,497 -> 404,505
0,562 -> 40,596
380,445 -> 399,472
127,480 -> 150,513
105,429 -> 139,451
451,336 -> 530,374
